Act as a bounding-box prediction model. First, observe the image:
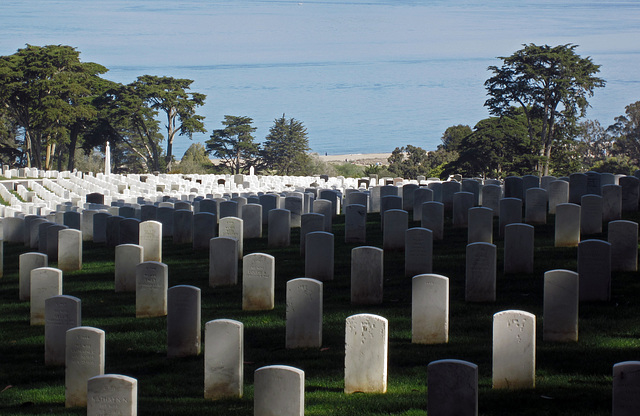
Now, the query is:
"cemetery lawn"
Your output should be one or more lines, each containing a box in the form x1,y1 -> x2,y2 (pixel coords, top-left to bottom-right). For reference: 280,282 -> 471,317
1,211 -> 639,415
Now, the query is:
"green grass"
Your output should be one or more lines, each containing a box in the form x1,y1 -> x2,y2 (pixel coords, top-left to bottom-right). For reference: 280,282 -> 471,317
1,210 -> 639,415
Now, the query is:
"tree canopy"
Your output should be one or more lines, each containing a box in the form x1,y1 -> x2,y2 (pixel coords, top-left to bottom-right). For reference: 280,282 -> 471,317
133,75 -> 206,171
485,43 -> 605,175
0,44 -> 108,169
205,115 -> 259,174
260,114 -> 310,175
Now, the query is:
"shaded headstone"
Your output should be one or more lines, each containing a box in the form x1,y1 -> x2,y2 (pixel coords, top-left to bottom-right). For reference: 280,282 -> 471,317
405,227 -> 433,278
81,210 -> 98,242
427,359 -> 478,416
452,191 -> 474,228
209,237 -> 238,287
284,196 -> 303,227
465,242 -> 496,302
312,199 -> 333,232
412,274 -> 448,344
58,229 -> 82,271
619,176 -> 639,212
254,365 -> 305,416
380,195 -> 402,229
351,246 -> 384,305
503,223 -> 534,274
578,239 -> 611,301
421,201 -> 444,240
259,194 -> 279,225
92,212 -> 110,244
608,220 -> 638,272
157,206 -> 174,238
30,267 -> 63,325
119,218 -> 140,245
344,313 -> 388,394
525,188 -> 548,224
543,269 -> 579,342
413,187 -> 433,221
442,181 -> 461,211
105,215 -> 124,247
345,204 -> 366,243
46,224 -> 68,260
241,203 -> 262,239
173,209 -> 193,244
548,180 -> 569,214
115,244 -> 143,292
65,326 -> 105,407
402,184 -> 419,211
268,209 -> 291,247
192,212 -> 216,251
242,253 -> 275,310
63,211 -> 81,230
140,204 -> 158,221
602,184 -> 622,222
204,319 -> 244,400
219,216 -> 243,259
468,207 -> 493,244
139,220 -> 162,262
612,361 -> 640,416
499,198 -> 522,236
19,252 -> 48,301
462,179 -> 480,206
383,209 -> 408,251
45,295 -> 81,366
305,231 -> 334,282
87,374 -> 137,416
135,261 -> 168,317
300,212 -> 324,256
580,194 -> 603,235
286,278 -> 323,349
167,285 -> 201,357
492,310 -> 536,389
555,203 -> 581,247
569,173 -> 588,204
504,176 -> 524,200
481,184 -> 501,217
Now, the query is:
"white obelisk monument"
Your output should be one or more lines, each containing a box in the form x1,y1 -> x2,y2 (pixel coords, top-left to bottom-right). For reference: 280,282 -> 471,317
105,141 -> 111,175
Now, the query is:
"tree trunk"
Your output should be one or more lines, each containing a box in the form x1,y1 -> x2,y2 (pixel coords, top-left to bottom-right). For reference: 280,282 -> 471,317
67,125 -> 79,171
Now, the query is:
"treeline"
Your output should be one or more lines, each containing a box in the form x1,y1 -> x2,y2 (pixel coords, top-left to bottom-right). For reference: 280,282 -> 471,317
383,102 -> 640,180
0,44 -> 317,176
2,43 -> 638,179
384,44 -> 639,180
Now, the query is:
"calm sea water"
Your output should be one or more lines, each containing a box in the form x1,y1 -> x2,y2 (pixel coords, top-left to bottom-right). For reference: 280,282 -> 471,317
2,0 -> 639,157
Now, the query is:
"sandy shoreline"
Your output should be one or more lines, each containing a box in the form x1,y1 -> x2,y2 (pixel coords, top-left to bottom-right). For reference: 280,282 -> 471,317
316,152 -> 391,166
209,152 -> 392,166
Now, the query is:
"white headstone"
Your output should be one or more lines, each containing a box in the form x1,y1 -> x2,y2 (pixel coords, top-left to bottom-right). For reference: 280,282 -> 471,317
427,359 -> 478,416
139,220 -> 162,262
543,270 -> 579,342
412,274 -> 448,344
115,244 -> 143,292
351,246 -> 384,305
344,313 -> 388,394
135,261 -> 168,317
242,253 -> 275,310
492,310 -> 536,389
286,278 -> 323,349
87,374 -> 137,416
30,267 -> 63,325
65,326 -> 105,407
19,252 -> 48,301
204,319 -> 244,400
465,242 -> 496,302
254,365 -> 305,416
167,285 -> 201,358
209,237 -> 238,287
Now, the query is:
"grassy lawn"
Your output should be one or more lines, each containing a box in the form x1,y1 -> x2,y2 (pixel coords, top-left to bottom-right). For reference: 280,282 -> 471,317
0,209 -> 639,415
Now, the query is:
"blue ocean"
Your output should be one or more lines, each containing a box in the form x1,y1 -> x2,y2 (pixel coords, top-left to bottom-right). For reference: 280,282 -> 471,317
2,0 -> 639,157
